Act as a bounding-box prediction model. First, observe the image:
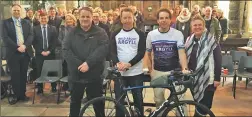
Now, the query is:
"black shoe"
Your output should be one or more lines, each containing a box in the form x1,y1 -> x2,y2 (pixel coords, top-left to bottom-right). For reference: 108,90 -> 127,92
51,87 -> 57,93
37,89 -> 43,94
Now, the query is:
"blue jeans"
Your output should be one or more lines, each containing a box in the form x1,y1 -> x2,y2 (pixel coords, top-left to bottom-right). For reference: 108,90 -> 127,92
114,73 -> 144,116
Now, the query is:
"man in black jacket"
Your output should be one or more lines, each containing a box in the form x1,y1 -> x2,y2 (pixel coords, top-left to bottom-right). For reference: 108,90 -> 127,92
2,4 -> 33,102
63,7 -> 108,117
48,7 -> 62,35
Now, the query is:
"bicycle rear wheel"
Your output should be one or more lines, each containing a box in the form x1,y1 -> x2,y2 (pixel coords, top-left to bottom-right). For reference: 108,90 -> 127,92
79,96 -> 129,117
161,100 -> 215,117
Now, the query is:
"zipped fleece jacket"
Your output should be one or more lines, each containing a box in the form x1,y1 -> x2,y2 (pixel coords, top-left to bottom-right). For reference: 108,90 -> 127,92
62,24 -> 109,84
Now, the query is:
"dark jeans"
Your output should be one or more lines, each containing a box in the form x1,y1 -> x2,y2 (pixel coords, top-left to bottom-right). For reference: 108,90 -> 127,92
69,80 -> 104,117
114,73 -> 144,116
195,84 -> 216,116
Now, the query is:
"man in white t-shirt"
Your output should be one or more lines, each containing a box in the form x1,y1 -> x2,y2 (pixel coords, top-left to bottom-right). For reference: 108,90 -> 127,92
110,8 -> 146,116
145,8 -> 190,108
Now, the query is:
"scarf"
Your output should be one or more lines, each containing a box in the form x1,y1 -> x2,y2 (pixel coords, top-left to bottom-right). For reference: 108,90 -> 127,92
177,8 -> 191,23
185,30 -> 217,102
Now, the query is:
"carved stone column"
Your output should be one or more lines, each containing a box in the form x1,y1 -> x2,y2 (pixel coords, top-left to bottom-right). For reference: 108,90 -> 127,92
246,1 -> 252,32
229,1 -> 241,33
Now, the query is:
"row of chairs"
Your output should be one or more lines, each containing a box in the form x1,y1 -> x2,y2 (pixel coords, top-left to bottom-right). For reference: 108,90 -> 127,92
221,50 -> 252,99
32,60 -> 111,104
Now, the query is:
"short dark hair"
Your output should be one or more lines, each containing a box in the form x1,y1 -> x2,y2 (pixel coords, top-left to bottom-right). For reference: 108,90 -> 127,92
156,8 -> 172,19
119,4 -> 128,8
72,8 -> 78,14
120,8 -> 133,17
49,7 -> 55,11
93,11 -> 100,16
26,8 -> 33,13
12,4 -> 21,8
79,7 -> 93,14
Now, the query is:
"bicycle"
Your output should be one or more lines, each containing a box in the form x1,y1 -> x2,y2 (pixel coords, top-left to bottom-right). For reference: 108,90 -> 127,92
79,66 -> 215,117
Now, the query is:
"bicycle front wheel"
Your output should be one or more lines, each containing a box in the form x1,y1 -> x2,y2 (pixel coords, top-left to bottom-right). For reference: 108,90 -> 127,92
161,100 -> 215,117
79,96 -> 129,117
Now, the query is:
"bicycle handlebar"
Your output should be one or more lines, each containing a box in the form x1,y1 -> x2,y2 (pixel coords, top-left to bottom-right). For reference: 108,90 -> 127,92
107,65 -> 204,95
167,65 -> 204,95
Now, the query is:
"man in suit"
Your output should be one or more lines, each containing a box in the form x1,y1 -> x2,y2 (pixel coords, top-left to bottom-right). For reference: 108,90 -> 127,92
2,4 -> 33,102
32,12 -> 58,94
48,7 -> 62,35
92,12 -> 110,38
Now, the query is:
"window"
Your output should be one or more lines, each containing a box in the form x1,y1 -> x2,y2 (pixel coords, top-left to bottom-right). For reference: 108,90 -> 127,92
247,1 -> 252,32
218,1 -> 230,19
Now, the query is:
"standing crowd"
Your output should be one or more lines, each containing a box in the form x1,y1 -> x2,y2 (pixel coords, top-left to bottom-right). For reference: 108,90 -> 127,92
2,3 -> 228,116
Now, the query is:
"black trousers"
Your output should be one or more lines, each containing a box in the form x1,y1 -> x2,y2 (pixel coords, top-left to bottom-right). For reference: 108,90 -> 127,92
195,84 -> 216,116
69,80 -> 104,117
35,54 -> 56,89
114,74 -> 144,116
7,52 -> 30,99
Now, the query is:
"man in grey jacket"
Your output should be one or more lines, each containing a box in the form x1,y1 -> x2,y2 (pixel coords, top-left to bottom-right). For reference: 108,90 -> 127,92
62,7 -> 109,117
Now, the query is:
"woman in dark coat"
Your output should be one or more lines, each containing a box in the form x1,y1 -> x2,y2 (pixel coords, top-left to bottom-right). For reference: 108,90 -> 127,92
217,9 -> 228,42
176,8 -> 192,42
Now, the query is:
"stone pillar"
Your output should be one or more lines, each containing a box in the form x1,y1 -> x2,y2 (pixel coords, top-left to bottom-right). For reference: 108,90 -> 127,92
239,1 -> 246,31
246,1 -> 252,32
229,1 -> 241,33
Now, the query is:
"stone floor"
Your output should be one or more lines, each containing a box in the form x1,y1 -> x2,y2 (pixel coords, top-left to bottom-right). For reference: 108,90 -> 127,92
1,78 -> 252,116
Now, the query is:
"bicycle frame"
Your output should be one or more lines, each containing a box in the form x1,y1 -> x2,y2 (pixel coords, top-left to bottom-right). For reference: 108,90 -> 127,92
123,79 -> 187,117
107,65 -> 203,117
113,78 -> 139,116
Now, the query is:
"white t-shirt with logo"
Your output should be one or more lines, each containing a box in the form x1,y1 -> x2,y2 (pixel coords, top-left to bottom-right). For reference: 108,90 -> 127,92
110,28 -> 146,76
